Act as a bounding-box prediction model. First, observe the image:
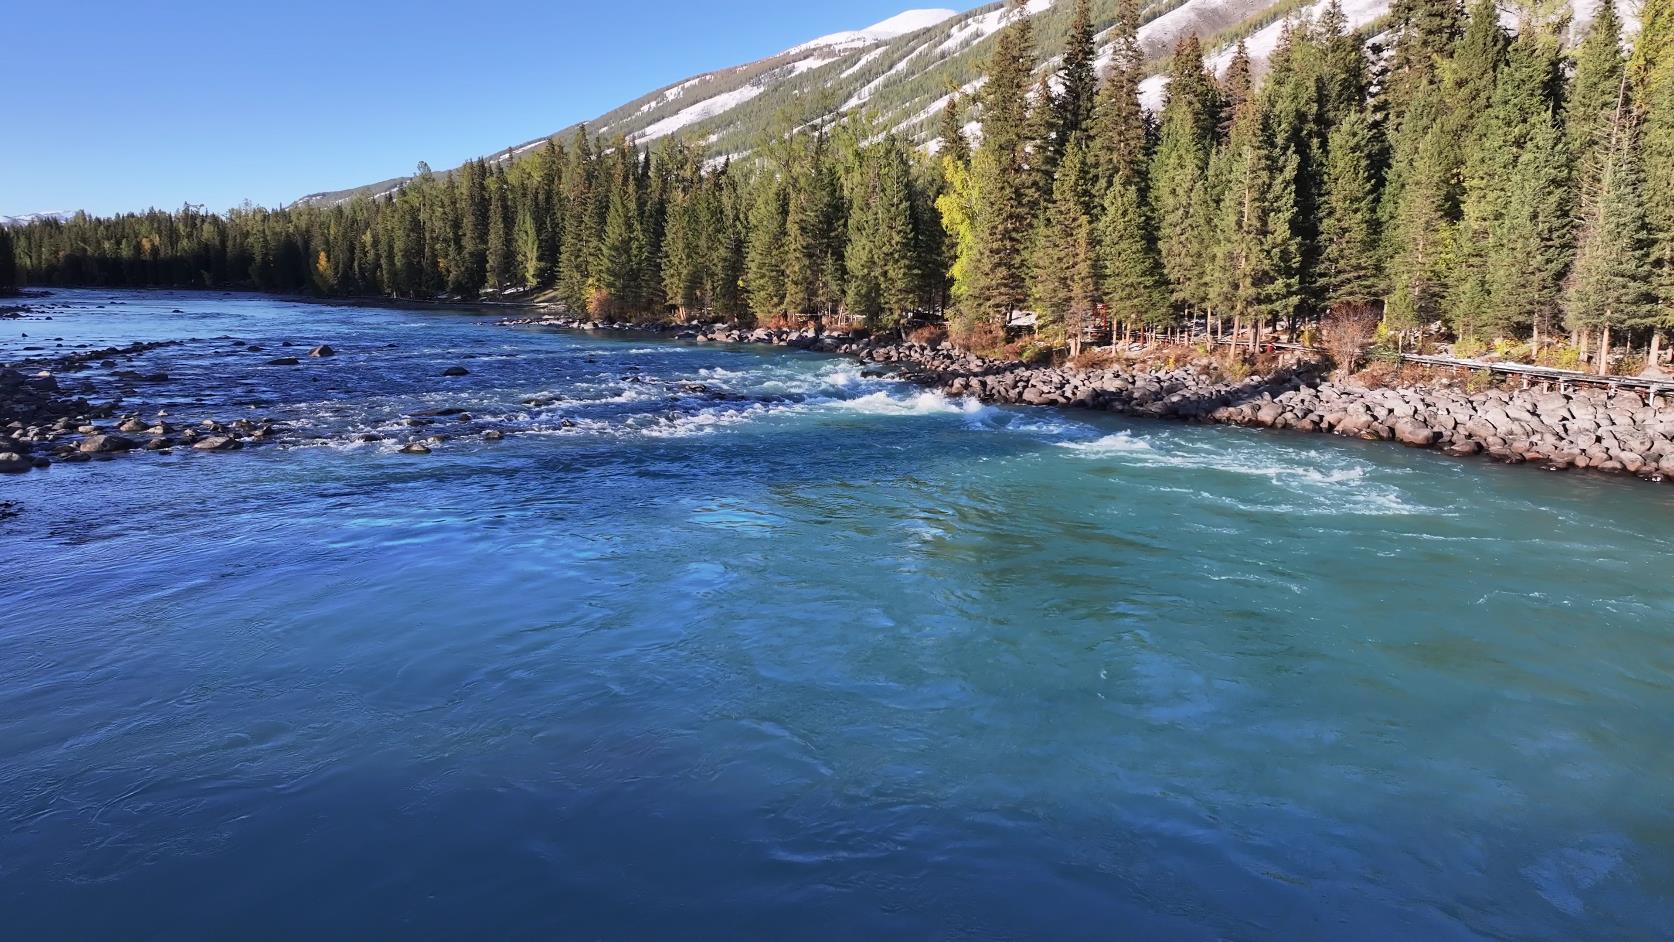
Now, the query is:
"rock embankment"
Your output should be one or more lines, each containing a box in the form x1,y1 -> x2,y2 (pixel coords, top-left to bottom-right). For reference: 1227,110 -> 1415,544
838,337 -> 1674,481
495,317 -> 1674,483
676,325 -> 1674,482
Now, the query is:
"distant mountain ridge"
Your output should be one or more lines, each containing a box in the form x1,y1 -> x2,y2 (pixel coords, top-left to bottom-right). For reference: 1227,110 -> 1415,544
292,0 -> 1391,207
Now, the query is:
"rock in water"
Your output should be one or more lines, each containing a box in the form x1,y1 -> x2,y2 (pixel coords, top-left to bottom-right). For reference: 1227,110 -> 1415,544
0,453 -> 30,473
308,345 -> 336,358
193,436 -> 242,451
79,434 -> 138,453
442,366 -> 470,377
268,356 -> 300,366
400,442 -> 432,455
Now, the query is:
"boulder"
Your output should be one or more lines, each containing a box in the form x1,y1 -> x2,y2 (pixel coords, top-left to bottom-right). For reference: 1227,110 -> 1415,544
79,434 -> 137,453
442,366 -> 470,377
399,442 -> 432,455
308,345 -> 336,358
193,436 -> 242,451
1393,418 -> 1439,448
268,356 -> 300,366
0,453 -> 30,473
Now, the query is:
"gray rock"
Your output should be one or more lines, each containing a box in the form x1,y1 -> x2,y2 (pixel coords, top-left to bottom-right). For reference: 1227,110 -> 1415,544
442,366 -> 470,377
193,436 -> 242,451
79,434 -> 137,453
308,345 -> 336,358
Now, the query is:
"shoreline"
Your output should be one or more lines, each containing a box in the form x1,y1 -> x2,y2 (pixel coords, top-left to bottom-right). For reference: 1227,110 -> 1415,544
5,288 -> 1673,486
501,313 -> 1674,485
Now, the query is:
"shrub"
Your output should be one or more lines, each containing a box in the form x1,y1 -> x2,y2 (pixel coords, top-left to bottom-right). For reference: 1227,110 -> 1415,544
1453,337 -> 1489,359
1537,344 -> 1583,371
949,317 -> 1006,355
907,324 -> 947,346
1320,305 -> 1380,374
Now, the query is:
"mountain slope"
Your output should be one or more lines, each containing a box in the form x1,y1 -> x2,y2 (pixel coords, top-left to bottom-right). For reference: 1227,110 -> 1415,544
294,0 -> 1398,207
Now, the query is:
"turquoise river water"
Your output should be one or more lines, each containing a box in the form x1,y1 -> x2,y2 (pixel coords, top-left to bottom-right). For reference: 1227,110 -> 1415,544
3,290 -> 1674,939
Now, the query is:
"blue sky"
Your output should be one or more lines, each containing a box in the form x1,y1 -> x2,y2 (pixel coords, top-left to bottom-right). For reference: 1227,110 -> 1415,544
2,0 -> 955,217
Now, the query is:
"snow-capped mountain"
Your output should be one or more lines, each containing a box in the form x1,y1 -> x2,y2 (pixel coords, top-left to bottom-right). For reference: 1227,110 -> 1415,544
296,0 -> 1406,206
0,212 -> 74,227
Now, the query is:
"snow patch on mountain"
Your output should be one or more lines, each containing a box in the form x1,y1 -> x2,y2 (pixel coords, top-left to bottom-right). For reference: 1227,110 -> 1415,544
788,8 -> 960,55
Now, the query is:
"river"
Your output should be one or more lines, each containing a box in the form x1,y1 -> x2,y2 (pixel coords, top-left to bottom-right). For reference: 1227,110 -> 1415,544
4,289 -> 1673,939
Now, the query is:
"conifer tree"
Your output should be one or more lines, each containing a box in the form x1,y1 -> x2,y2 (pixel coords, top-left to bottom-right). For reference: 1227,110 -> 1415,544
535,139 -> 564,284
1318,107 -> 1385,310
1099,173 -> 1168,333
1632,0 -> 1674,338
1055,0 -> 1100,152
846,136 -> 920,331
967,0 -> 1038,324
1093,0 -> 1150,188
1029,137 -> 1099,347
591,150 -> 644,316
558,128 -> 598,312
936,91 -> 969,165
745,173 -> 788,322
1150,36 -> 1221,318
1452,22 -> 1569,340
0,225 -> 16,293
486,165 -> 516,291
1565,82 -> 1653,364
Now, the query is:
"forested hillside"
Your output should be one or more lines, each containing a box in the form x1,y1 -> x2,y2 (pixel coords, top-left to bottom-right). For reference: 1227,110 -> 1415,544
9,0 -> 1674,373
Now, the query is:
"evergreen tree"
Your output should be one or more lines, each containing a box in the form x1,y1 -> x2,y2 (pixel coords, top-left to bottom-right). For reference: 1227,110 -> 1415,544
1318,107 -> 1385,310
1055,0 -> 1100,150
936,90 -> 969,165
1099,173 -> 1168,331
1029,137 -> 1099,346
1632,0 -> 1674,335
486,165 -> 516,291
846,136 -> 920,331
590,149 -> 644,316
558,128 -> 598,312
1149,35 -> 1221,318
1451,22 -> 1569,339
967,0 -> 1039,324
1093,0 -> 1150,188
1565,88 -> 1653,358
0,225 -> 16,292
745,172 -> 788,321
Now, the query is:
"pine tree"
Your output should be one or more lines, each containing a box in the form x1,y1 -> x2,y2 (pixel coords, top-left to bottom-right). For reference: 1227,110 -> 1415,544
846,136 -> 920,331
0,225 -> 16,292
558,128 -> 598,312
1149,35 -> 1221,318
745,173 -> 788,322
1565,82 -> 1653,359
1632,0 -> 1674,336
967,0 -> 1038,324
591,150 -> 644,317
1056,0 -> 1099,149
1383,88 -> 1455,331
1452,22 -> 1569,340
1029,137 -> 1099,346
1318,107 -> 1385,310
1093,0 -> 1150,188
486,166 -> 516,291
1099,173 -> 1168,332
1568,0 -> 1626,163
936,90 -> 969,165
1220,42 -> 1254,140
534,139 -> 564,285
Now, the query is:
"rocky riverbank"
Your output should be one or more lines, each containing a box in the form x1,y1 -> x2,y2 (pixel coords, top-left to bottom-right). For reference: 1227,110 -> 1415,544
0,338 -> 289,475
507,315 -> 1674,483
